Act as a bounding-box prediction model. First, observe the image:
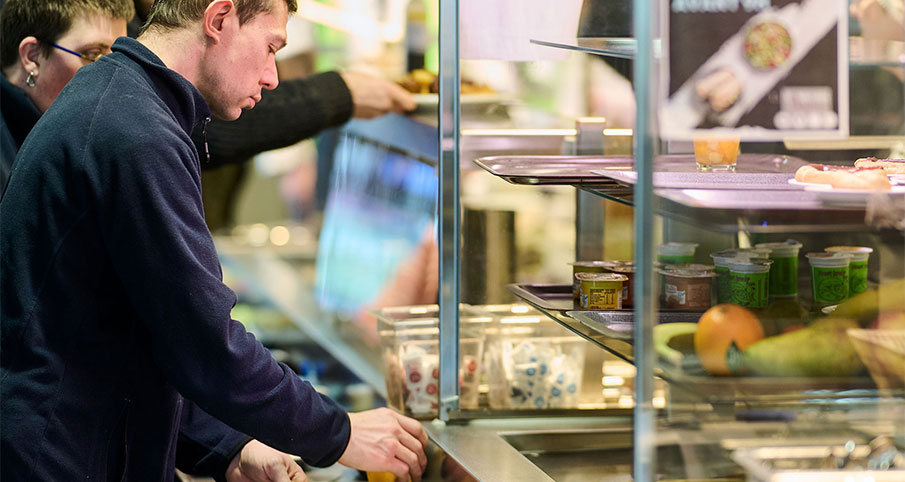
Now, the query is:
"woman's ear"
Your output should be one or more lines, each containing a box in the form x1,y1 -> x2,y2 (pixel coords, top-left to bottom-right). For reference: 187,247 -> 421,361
18,36 -> 44,74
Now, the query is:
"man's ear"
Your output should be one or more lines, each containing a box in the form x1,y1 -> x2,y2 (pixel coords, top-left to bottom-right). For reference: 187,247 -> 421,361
202,0 -> 237,44
18,36 -> 44,73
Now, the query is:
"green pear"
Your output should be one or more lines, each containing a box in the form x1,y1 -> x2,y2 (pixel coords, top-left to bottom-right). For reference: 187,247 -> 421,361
833,278 -> 905,327
743,317 -> 865,377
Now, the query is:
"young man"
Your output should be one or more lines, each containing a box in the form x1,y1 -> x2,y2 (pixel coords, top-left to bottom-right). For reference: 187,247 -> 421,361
0,1 -> 427,481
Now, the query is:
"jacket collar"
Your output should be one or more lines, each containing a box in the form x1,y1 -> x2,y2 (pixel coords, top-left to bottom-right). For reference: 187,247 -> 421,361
1,72 -> 42,150
108,37 -> 211,135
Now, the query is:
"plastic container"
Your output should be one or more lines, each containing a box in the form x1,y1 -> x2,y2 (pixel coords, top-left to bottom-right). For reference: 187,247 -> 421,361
710,249 -> 771,304
726,258 -> 774,309
570,260 -> 621,300
483,316 -> 587,410
755,239 -> 803,297
659,265 -> 716,310
806,252 -> 852,306
657,242 -> 698,265
825,246 -> 873,296
577,272 -> 628,309
376,305 -> 489,419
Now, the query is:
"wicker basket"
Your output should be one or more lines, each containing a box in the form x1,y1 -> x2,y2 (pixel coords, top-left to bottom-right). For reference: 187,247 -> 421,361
847,329 -> 905,390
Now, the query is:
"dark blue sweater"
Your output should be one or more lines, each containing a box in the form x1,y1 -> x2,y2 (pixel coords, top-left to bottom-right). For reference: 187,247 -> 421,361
0,37 -> 350,481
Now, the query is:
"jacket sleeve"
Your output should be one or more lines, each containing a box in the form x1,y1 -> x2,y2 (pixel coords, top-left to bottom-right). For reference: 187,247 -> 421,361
94,115 -> 351,466
193,71 -> 353,169
176,401 -> 252,482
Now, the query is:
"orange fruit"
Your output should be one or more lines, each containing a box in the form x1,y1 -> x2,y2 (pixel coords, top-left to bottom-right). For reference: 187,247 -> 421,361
694,303 -> 764,375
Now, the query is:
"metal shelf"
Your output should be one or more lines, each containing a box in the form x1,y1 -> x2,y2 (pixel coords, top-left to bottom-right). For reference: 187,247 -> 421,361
215,237 -> 387,399
473,153 -> 889,233
530,37 -> 648,59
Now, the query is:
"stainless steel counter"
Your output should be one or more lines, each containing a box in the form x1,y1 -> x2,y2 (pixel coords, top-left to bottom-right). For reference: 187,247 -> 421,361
424,416 -> 635,481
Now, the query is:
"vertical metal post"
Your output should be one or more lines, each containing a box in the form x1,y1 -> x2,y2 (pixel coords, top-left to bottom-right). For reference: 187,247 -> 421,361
437,0 -> 460,421
633,0 -> 656,481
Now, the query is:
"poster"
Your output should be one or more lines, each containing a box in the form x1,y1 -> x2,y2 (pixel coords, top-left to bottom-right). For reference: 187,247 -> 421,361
660,0 -> 849,140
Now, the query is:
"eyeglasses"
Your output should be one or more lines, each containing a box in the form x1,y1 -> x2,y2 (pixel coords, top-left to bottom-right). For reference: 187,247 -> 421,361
49,42 -> 110,63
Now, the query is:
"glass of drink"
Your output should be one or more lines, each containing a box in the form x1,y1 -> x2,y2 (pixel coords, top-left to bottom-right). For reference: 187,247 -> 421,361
693,137 -> 740,172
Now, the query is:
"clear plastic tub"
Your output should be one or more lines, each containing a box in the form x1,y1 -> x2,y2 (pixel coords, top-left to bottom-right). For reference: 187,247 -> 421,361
376,305 -> 489,418
481,313 -> 587,410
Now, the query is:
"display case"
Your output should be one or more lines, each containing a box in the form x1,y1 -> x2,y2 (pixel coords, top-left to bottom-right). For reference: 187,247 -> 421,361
429,0 -> 905,481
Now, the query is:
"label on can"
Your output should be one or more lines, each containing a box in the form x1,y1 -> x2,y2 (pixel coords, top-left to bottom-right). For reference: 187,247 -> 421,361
811,266 -> 850,304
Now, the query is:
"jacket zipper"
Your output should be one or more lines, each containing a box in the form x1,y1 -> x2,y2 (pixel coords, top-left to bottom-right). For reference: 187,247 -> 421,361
202,116 -> 211,164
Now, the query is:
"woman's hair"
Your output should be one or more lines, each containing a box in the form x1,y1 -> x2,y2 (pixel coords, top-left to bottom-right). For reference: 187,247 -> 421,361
0,0 -> 135,69
142,0 -> 298,34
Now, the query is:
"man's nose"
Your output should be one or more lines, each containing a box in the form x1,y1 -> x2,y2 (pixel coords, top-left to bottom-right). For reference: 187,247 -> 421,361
261,58 -> 279,90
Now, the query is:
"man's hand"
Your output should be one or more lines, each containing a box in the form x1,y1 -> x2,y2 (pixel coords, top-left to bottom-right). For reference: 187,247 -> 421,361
225,439 -> 307,482
340,71 -> 417,119
337,408 -> 429,482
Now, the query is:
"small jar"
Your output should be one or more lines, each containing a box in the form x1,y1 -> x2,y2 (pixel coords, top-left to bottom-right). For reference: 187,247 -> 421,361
727,258 -> 774,309
806,252 -> 852,306
824,246 -> 872,296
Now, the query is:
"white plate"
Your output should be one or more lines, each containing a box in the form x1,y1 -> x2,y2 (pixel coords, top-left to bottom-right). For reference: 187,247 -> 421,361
412,93 -> 509,106
805,184 -> 905,207
803,185 -> 905,194
787,178 -> 826,187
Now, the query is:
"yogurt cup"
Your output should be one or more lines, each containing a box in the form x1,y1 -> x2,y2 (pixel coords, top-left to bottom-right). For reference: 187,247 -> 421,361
570,261 -> 621,300
657,243 -> 699,265
577,272 -> 628,310
806,252 -> 852,306
710,250 -> 765,303
727,258 -> 774,309
824,246 -> 872,296
658,266 -> 715,310
755,239 -> 803,297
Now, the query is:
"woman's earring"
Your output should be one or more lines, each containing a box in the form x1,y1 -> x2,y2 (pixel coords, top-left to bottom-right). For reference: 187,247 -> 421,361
25,71 -> 37,87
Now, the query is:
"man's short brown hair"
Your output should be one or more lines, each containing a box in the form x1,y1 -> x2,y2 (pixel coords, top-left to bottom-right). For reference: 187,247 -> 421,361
142,0 -> 298,34
0,0 -> 135,69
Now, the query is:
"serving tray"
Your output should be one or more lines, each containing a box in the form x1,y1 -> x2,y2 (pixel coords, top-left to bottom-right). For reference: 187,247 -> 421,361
474,156 -> 634,185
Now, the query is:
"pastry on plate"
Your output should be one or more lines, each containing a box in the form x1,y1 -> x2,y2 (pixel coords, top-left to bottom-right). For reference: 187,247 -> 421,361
854,157 -> 905,175
794,163 -> 891,190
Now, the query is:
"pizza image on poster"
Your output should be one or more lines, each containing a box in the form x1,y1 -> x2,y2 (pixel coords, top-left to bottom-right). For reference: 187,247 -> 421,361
660,0 -> 849,140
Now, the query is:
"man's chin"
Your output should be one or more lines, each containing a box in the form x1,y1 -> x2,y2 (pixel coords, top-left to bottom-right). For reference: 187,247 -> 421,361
211,108 -> 242,121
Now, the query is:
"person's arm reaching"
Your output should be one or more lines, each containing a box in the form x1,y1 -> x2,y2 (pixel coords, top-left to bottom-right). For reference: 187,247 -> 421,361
193,71 -> 416,169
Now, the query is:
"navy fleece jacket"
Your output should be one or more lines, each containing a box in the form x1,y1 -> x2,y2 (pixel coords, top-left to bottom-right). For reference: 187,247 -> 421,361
0,37 -> 350,481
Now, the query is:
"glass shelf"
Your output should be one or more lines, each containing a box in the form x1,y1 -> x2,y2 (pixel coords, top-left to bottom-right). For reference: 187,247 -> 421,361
506,284 -> 899,406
